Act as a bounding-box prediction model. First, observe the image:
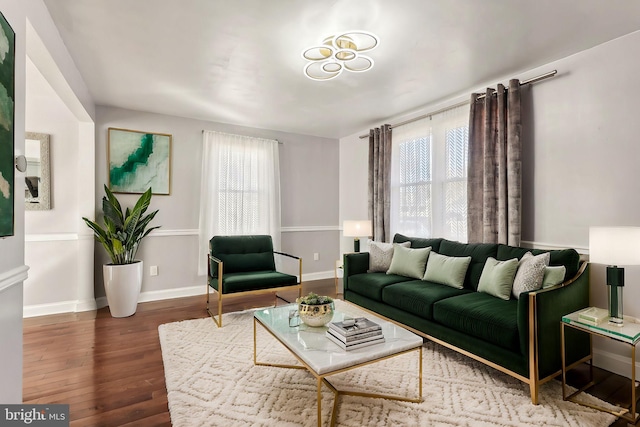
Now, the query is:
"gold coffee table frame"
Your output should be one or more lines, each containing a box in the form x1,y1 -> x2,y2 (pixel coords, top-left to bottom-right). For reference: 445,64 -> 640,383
253,317 -> 423,427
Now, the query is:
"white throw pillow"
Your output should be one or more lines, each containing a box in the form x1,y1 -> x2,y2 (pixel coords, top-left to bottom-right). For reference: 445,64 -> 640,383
423,252 -> 472,289
368,241 -> 410,272
512,252 -> 550,298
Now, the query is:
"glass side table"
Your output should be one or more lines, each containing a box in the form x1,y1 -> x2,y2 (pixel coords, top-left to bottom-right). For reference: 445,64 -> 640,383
561,308 -> 640,424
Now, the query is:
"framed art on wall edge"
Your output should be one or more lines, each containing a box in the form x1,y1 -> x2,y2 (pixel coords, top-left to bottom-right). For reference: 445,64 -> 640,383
108,127 -> 172,195
0,12 -> 15,238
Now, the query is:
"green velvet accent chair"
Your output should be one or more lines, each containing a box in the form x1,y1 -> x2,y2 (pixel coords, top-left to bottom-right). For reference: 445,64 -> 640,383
207,235 -> 302,327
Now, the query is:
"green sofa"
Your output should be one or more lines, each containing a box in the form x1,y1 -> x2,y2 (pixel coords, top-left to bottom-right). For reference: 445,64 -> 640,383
343,234 -> 590,404
207,235 -> 302,327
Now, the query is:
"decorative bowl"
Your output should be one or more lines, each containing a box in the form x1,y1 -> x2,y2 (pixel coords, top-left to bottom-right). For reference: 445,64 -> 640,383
298,302 -> 335,327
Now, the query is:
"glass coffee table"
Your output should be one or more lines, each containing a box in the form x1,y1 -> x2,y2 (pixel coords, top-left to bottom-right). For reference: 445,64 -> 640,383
253,299 -> 423,427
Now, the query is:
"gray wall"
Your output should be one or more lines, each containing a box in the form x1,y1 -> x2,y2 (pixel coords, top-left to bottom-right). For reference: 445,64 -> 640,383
94,106 -> 340,300
340,29 -> 640,378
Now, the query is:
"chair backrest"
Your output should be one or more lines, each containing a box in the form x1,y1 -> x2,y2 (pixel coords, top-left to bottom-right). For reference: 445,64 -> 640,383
210,235 -> 276,274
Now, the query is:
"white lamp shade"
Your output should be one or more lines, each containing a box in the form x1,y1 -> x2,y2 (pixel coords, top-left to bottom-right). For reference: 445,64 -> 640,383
343,220 -> 372,237
589,226 -> 640,266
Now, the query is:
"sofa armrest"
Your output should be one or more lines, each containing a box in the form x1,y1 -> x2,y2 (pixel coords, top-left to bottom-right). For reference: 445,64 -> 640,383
518,261 -> 590,380
343,252 -> 370,292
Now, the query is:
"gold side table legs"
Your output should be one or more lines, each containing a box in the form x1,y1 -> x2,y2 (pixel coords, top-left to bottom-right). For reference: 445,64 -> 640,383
561,322 -> 640,424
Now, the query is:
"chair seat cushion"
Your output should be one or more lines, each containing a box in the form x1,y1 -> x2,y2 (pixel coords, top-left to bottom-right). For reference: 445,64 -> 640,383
347,272 -> 412,302
432,293 -> 520,352
209,271 -> 297,294
382,280 -> 471,320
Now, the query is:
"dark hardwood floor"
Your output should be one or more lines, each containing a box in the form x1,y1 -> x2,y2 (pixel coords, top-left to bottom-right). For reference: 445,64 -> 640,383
23,279 -> 637,426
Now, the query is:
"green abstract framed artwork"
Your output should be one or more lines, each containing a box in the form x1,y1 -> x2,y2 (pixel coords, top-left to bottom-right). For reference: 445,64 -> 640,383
108,128 -> 171,195
0,12 -> 15,238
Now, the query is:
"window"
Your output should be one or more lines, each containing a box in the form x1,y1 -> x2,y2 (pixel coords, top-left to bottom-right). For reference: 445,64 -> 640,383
197,131 -> 281,275
391,105 -> 469,242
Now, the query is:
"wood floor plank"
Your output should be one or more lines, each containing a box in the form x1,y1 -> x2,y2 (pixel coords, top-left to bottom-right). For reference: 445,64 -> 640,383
23,281 -> 335,426
22,279 -> 632,426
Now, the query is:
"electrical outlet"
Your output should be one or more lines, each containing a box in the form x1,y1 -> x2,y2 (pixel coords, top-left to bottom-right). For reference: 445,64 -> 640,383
313,253 -> 319,261
150,265 -> 158,276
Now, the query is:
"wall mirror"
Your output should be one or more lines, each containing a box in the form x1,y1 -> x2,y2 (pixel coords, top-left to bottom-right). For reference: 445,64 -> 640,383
24,132 -> 51,210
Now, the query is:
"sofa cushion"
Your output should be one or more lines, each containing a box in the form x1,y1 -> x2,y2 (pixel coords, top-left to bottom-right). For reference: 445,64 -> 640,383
542,266 -> 566,288
423,252 -> 471,289
433,292 -> 520,352
382,280 -> 471,320
512,252 -> 550,298
209,271 -> 296,294
439,240 -> 498,290
477,257 -> 519,300
347,272 -> 412,301
387,245 -> 432,279
496,244 -> 580,281
369,241 -> 410,272
393,234 -> 443,252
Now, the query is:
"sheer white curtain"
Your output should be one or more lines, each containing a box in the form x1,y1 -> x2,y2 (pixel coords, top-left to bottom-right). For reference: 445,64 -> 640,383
197,131 -> 281,275
390,104 -> 469,242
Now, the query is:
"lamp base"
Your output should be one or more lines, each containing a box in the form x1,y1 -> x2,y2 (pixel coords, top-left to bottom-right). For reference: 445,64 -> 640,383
607,279 -> 624,327
608,317 -> 624,327
353,238 -> 360,253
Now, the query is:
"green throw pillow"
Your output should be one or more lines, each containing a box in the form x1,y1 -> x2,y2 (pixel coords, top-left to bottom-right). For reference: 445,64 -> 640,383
477,257 -> 519,300
386,245 -> 431,279
542,266 -> 566,288
422,251 -> 472,289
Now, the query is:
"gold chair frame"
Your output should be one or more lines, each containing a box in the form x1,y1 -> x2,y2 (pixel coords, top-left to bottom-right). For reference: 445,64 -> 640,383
206,251 -> 302,327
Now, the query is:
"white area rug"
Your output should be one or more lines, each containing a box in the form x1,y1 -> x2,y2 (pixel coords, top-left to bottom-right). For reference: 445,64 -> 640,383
159,310 -> 618,427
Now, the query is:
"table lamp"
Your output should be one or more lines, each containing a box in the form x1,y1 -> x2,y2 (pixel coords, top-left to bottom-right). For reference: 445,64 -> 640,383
589,226 -> 640,326
343,220 -> 372,252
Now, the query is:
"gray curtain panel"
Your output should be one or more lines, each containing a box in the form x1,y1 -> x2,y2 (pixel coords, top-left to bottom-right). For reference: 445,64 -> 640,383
368,124 -> 392,242
467,79 -> 522,245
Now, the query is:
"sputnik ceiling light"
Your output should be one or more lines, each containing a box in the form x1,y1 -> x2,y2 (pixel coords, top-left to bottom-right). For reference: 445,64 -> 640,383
302,31 -> 379,81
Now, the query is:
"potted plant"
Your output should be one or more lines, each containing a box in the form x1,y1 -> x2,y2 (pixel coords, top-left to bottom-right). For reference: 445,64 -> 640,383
83,185 -> 160,317
296,292 -> 335,327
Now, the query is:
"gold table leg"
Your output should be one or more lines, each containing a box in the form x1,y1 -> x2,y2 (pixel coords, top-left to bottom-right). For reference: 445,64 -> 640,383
561,322 -> 639,423
254,318 -> 423,426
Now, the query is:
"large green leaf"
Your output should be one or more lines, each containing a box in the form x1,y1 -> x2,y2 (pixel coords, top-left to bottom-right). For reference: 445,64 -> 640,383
82,186 -> 161,265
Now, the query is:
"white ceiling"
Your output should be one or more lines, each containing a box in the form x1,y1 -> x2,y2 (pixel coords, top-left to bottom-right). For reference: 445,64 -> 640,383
43,0 -> 640,139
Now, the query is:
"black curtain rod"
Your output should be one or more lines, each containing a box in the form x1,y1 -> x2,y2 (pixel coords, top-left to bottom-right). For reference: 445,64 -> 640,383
358,70 -> 557,139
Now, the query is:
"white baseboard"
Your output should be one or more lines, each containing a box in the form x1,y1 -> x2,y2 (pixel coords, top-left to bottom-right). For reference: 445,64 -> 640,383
301,270 -> 334,282
24,272 -> 335,317
593,347 -> 639,379
138,285 -> 203,302
23,299 -> 95,318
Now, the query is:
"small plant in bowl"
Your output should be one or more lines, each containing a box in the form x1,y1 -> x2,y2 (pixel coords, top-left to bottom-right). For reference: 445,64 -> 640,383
296,293 -> 335,327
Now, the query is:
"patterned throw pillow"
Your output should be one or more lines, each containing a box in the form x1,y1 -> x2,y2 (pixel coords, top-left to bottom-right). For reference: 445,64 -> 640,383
512,252 -> 550,298
368,241 -> 410,272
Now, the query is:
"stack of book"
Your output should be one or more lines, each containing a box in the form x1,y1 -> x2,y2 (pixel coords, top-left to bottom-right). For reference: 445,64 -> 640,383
326,317 -> 384,350
577,307 -> 610,326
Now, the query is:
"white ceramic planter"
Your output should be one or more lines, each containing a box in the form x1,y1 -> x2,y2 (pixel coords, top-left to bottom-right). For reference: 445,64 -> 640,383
103,261 -> 143,317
